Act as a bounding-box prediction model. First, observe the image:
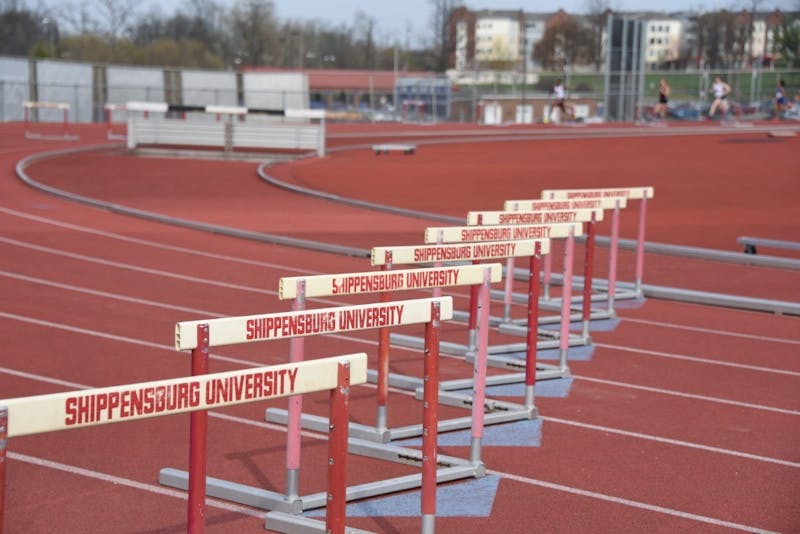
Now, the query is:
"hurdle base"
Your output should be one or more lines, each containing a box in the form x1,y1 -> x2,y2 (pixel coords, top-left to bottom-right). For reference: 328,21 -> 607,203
365,369 -> 536,418
265,511 -> 376,534
159,468 -> 302,514
24,132 -> 80,141
388,332 -> 582,358
161,456 -> 482,513
267,402 -> 532,444
463,351 -> 571,378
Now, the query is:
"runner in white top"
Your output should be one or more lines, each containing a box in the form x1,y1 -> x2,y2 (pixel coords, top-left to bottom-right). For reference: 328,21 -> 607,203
551,79 -> 572,122
708,76 -> 731,119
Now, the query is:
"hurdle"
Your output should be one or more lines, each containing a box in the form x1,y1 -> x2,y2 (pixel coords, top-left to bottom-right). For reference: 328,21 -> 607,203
387,223 -> 583,373
0,346 -> 366,534
466,208 -> 605,342
541,187 -> 655,301
124,102 -> 327,156
22,101 -> 79,141
503,197 -> 628,319
104,103 -> 128,140
373,143 -> 416,155
160,297 -> 473,533
267,263 -> 534,461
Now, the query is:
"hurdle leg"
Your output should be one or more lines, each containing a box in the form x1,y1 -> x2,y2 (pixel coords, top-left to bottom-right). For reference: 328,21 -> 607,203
326,362 -> 351,534
524,243 -> 542,409
558,228 -> 576,372
608,202 -> 620,314
581,216 -> 596,342
285,282 -> 306,504
376,253 -> 393,437
468,283 -> 479,352
188,324 -> 210,533
543,253 -> 552,301
502,257 -> 515,322
0,406 -> 6,534
470,268 -> 491,466
421,302 -> 441,534
635,195 -> 648,298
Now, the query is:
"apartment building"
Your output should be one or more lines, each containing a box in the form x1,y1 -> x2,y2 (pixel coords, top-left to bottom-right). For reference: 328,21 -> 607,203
447,7 -> 791,72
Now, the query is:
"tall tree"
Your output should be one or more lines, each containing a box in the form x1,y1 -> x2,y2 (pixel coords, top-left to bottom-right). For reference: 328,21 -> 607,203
228,0 -> 278,66
0,5 -> 49,55
774,16 -> 799,67
533,16 -> 594,70
429,0 -> 462,71
585,0 -> 611,70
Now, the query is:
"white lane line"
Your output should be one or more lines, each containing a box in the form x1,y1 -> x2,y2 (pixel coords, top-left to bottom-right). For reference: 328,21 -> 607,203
539,416 -> 800,468
489,470 -> 779,534
2,308 -> 797,418
619,317 -> 800,345
0,206 -> 322,274
8,452 -> 263,519
1,312 -> 798,468
0,238 -> 345,306
7,207 -> 792,349
572,375 -> 799,416
1,270 -> 220,317
0,236 -> 277,295
595,342 -> 800,377
0,311 -> 266,370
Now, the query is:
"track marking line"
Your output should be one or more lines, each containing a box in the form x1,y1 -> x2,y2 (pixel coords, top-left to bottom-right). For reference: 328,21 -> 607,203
0,237 -> 371,308
619,317 -> 800,345
0,313 -> 796,469
540,416 -> 800,467
572,375 -> 799,415
7,452 -> 263,519
1,270 -> 220,317
3,360 -> 796,474
2,306 -> 797,417
0,207 -> 324,274
0,236 -> 278,295
489,470 -> 779,534
595,342 -> 800,377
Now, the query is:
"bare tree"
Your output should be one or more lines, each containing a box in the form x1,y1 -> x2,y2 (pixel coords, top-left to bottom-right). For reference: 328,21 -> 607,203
585,0 -> 611,70
428,0 -> 462,71
228,0 -> 279,66
94,0 -> 137,42
353,10 -> 376,68
534,16 -> 594,70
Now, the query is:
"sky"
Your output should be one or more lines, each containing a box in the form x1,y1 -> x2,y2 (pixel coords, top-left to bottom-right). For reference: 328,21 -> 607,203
39,0 -> 800,47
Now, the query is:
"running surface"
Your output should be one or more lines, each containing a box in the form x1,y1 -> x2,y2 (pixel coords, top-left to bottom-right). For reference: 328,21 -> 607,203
1,122 -> 799,533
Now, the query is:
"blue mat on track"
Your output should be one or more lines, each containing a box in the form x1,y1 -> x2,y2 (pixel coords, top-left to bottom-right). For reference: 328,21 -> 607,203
305,475 -> 501,518
486,377 -> 573,398
393,418 -> 542,448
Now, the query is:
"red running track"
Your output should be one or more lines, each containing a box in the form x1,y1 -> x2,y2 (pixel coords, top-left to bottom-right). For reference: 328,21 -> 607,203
0,121 -> 798,533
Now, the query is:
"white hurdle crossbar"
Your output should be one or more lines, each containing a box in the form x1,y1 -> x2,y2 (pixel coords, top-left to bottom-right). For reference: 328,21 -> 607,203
22,101 -> 79,141
540,187 -> 655,299
267,264 -> 528,467
0,348 -> 366,534
161,297 -> 462,534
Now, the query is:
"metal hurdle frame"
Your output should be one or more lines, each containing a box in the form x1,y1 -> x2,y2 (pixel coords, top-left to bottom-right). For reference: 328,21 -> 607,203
0,335 -> 366,534
159,297 -> 477,534
466,208 -> 605,344
540,187 -> 655,301
22,101 -> 79,141
502,197 -> 628,323
104,103 -> 128,140
367,240 -> 563,408
388,223 -> 584,375
266,263 -> 537,460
